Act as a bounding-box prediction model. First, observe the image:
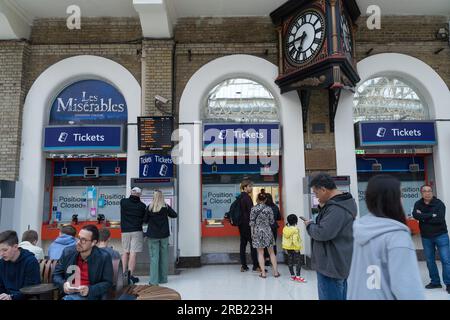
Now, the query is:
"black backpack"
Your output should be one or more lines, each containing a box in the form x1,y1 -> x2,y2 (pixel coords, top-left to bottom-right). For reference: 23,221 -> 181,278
225,195 -> 242,226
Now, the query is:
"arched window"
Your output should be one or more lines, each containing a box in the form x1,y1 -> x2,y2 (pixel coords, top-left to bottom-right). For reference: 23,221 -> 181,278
204,78 -> 278,123
353,76 -> 429,122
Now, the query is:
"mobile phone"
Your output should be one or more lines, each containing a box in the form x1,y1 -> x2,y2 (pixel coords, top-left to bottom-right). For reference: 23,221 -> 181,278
67,285 -> 81,291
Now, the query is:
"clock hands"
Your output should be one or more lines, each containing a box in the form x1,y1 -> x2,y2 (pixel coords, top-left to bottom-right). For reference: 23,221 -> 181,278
288,31 -> 307,49
298,32 -> 307,51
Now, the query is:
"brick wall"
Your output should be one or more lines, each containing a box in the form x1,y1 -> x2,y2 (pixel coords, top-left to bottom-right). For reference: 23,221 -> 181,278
25,44 -> 142,94
174,17 -> 278,119
142,40 -> 174,116
355,15 -> 450,87
304,90 -> 337,173
30,18 -> 142,44
0,41 -> 29,181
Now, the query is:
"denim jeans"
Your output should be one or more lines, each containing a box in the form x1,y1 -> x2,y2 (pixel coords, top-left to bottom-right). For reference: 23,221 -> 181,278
317,272 -> 347,300
422,233 -> 450,286
63,293 -> 88,300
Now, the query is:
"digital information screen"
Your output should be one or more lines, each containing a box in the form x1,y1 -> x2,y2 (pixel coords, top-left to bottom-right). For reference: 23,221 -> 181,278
137,116 -> 173,152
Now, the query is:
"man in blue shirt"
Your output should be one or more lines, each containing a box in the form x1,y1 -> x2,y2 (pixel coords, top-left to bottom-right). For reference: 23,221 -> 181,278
0,230 -> 41,300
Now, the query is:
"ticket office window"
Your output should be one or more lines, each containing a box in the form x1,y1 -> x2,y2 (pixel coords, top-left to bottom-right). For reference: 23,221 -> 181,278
356,156 -> 428,217
49,159 -> 126,223
201,172 -> 280,221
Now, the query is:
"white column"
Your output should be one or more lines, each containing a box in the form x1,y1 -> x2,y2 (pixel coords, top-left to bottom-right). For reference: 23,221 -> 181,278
433,121 -> 450,228
280,90 -> 305,235
334,90 -> 359,213
176,122 -> 202,257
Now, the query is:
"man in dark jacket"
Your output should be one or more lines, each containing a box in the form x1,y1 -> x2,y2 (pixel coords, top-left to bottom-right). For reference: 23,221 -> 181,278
120,187 -> 146,283
238,179 -> 259,272
53,225 -> 113,300
303,173 -> 357,300
0,230 -> 40,300
413,185 -> 450,293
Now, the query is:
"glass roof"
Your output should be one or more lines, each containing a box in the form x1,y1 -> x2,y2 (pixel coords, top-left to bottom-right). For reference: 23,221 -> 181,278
353,77 -> 429,123
205,78 -> 278,123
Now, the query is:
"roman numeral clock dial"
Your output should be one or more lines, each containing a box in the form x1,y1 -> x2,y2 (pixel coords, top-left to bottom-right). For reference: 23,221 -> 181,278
285,10 -> 325,66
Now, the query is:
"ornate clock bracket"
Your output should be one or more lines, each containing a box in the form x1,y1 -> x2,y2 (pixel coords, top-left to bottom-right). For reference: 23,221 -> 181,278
328,87 -> 341,132
297,89 -> 311,133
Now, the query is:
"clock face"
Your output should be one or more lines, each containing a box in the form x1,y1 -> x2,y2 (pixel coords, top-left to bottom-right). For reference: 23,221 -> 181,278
285,10 -> 326,66
341,14 -> 353,55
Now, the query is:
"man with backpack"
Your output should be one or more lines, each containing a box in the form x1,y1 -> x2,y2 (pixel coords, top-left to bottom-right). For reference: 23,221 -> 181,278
234,179 -> 259,272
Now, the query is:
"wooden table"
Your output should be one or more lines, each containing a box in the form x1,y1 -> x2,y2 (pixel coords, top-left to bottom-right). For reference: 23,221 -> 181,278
20,283 -> 58,300
121,285 -> 181,300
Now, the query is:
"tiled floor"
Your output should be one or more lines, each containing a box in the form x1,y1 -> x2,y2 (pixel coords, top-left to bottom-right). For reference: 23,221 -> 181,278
135,261 -> 450,300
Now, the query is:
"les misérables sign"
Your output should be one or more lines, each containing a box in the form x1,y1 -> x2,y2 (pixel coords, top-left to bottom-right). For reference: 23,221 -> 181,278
49,79 -> 127,125
44,79 -> 127,153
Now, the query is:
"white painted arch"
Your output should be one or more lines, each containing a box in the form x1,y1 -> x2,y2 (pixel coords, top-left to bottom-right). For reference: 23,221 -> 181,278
14,55 -> 141,236
178,54 -> 305,258
335,53 -> 450,220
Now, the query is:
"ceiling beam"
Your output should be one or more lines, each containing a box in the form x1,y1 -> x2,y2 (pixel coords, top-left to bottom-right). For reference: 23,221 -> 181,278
133,0 -> 175,38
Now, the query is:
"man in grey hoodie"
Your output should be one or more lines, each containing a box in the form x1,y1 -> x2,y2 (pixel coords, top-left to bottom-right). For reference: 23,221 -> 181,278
303,173 -> 357,300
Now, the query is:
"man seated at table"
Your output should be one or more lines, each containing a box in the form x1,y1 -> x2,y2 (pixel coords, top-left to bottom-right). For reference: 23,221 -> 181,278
0,230 -> 41,300
52,225 -> 113,300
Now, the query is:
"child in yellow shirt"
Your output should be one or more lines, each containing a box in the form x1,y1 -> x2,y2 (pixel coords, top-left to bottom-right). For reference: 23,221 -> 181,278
282,214 -> 306,283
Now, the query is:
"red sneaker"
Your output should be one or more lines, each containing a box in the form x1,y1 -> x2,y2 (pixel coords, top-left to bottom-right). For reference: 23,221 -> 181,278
295,277 -> 307,283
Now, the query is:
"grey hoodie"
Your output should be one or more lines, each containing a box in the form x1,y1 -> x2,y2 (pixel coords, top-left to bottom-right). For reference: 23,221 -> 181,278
347,214 -> 425,300
307,193 -> 357,279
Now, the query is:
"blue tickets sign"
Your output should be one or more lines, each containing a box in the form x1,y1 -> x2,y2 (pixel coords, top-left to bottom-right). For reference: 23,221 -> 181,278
43,125 -> 124,152
203,123 -> 280,149
49,80 -> 127,124
139,154 -> 173,178
356,121 -> 436,147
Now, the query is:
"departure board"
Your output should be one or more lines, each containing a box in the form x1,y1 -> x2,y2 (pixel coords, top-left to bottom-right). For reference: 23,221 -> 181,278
137,116 -> 173,152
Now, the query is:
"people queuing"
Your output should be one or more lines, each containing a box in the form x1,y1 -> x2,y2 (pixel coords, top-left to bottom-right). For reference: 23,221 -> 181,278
120,186 -> 146,284
238,179 -> 259,272
143,190 -> 178,286
249,192 -> 280,278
